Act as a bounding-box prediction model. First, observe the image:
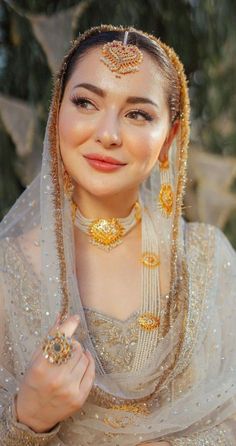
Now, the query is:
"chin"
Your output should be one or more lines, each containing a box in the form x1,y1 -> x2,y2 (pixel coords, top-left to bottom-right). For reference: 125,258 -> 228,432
74,178 -> 130,199
84,186 -> 126,198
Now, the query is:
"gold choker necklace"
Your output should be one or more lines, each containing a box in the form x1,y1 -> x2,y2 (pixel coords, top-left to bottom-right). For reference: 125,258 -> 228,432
72,201 -> 141,251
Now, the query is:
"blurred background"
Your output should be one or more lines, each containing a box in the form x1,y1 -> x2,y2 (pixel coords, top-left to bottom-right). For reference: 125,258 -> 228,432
0,0 -> 236,246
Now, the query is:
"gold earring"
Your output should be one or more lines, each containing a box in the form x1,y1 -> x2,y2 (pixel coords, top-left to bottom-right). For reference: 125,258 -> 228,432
63,169 -> 74,198
158,156 -> 174,218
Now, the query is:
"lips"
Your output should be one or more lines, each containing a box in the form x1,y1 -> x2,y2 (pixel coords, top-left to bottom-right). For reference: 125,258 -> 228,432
83,153 -> 126,166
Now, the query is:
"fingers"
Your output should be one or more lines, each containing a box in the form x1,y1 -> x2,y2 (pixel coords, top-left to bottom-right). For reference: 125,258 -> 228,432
50,314 -> 81,338
67,340 -> 84,369
30,313 -> 61,363
32,314 -> 81,365
70,349 -> 89,381
77,350 -> 95,396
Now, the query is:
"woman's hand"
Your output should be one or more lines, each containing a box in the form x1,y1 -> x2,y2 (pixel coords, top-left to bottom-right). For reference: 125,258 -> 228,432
16,315 -> 95,433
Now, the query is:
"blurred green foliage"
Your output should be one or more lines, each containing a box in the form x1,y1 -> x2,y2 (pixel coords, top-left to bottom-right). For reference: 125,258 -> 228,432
0,0 -> 236,244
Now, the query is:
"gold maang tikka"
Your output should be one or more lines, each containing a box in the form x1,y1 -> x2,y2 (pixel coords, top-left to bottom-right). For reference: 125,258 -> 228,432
100,30 -> 143,75
158,156 -> 174,217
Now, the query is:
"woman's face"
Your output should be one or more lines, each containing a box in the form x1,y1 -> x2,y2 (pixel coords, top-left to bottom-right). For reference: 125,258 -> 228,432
59,46 -> 175,199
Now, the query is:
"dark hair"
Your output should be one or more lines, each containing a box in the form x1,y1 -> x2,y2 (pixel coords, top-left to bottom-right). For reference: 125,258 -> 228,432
60,30 -> 180,123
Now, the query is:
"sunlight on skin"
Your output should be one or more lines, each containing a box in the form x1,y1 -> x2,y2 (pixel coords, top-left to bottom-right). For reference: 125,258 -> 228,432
59,46 -> 179,220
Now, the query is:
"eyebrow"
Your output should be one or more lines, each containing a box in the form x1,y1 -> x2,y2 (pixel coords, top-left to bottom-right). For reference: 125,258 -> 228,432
72,82 -> 159,109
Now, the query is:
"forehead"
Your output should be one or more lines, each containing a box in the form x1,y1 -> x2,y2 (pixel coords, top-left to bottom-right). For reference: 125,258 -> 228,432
64,45 -> 167,103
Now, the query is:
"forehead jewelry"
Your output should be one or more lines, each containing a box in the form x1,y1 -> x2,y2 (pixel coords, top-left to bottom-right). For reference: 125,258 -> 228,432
100,30 -> 143,75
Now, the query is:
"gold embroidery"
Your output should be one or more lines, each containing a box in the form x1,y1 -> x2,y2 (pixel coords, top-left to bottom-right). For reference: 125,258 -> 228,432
168,425 -> 230,445
0,397 -> 59,445
103,415 -> 132,428
48,79 -> 69,322
111,404 -> 150,415
84,308 -> 139,373
169,224 -> 216,381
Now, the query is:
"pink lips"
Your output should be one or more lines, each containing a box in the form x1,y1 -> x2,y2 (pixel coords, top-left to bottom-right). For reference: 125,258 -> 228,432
84,153 -> 126,165
83,153 -> 127,172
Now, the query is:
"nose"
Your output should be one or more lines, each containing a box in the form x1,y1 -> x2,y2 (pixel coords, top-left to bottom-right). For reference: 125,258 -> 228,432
95,112 -> 122,149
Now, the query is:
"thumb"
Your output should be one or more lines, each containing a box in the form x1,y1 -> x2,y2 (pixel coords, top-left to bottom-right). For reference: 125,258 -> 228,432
54,314 -> 81,338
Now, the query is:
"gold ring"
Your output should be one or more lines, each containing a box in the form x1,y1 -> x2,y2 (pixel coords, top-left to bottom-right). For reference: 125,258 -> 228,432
42,331 -> 73,365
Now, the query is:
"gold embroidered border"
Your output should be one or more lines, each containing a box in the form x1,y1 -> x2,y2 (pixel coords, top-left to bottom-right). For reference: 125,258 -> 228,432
167,223 -> 216,383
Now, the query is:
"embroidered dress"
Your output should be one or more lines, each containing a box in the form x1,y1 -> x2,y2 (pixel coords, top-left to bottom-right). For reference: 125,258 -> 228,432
0,223 -> 236,445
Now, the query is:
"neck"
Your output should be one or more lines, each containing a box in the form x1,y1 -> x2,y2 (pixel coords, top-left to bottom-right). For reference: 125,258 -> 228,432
72,186 -> 139,219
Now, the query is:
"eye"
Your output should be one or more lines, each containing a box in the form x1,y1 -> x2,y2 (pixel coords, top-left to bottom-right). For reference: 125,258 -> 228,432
71,96 -> 96,110
126,109 -> 153,122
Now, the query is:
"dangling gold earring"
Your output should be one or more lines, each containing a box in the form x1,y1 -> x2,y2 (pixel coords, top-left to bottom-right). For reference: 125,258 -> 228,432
63,169 -> 74,198
158,155 -> 174,218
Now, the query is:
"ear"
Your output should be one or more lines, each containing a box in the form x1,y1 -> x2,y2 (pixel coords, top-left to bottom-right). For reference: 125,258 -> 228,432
158,120 -> 180,163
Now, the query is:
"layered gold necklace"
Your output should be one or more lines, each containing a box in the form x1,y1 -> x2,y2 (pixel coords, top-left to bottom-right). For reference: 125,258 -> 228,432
72,200 -> 141,251
72,200 -> 161,337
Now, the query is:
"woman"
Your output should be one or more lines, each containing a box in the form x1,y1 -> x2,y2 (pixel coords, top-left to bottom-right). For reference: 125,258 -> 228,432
0,24 -> 235,446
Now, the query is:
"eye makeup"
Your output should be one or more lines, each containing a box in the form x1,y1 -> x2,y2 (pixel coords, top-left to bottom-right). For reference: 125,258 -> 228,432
71,94 -> 155,122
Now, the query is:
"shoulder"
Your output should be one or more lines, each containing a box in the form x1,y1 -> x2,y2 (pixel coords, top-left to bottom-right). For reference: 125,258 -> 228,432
0,226 -> 41,278
184,222 -> 235,296
184,221 -> 218,267
184,220 -> 235,258
185,220 -> 217,241
184,221 -> 235,313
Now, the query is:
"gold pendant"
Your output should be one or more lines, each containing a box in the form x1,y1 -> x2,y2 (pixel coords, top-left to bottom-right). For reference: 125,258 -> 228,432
159,183 -> 174,217
141,252 -> 160,268
89,218 -> 125,250
137,313 -> 160,331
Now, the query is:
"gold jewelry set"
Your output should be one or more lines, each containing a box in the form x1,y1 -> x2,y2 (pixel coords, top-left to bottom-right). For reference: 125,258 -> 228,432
72,200 -> 141,250
43,28 -> 184,366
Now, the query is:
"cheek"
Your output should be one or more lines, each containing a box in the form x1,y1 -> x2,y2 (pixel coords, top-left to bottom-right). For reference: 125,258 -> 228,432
126,125 -> 167,165
58,106 -> 93,153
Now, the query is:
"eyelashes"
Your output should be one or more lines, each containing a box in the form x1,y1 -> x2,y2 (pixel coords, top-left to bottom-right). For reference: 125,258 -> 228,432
126,110 -> 153,122
70,95 -> 154,122
71,96 -> 95,109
